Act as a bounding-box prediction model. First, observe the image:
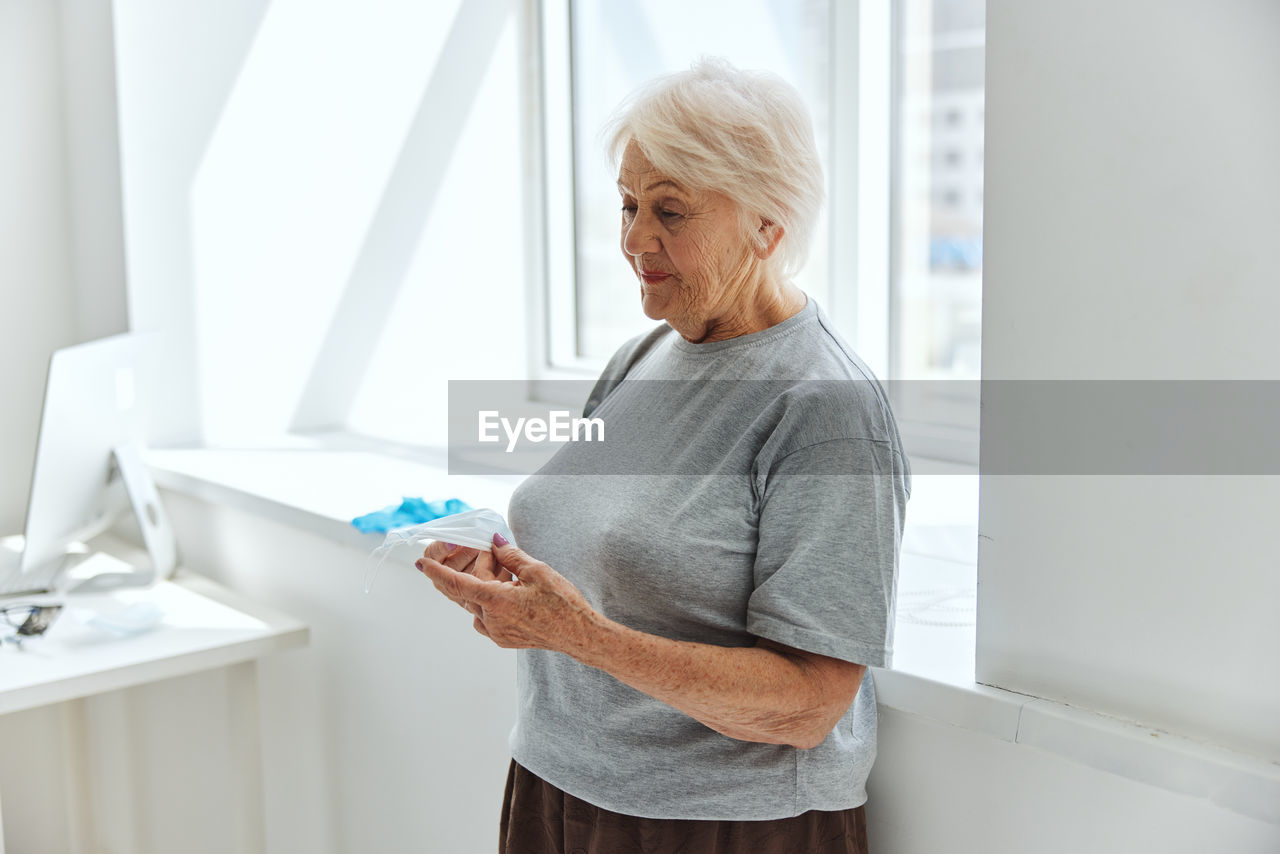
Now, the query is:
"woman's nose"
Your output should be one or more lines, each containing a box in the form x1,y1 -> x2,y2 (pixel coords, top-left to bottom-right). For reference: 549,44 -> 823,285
622,215 -> 660,257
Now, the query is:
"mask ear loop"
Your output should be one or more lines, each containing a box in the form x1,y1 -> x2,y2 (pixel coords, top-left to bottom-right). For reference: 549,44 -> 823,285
362,544 -> 394,594
363,531 -> 422,594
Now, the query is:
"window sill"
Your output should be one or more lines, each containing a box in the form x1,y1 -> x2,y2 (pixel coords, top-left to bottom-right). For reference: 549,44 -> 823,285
146,438 -> 525,555
146,444 -> 1279,826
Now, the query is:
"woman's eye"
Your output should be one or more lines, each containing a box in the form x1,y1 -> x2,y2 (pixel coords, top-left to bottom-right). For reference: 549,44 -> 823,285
621,205 -> 637,217
660,210 -> 683,220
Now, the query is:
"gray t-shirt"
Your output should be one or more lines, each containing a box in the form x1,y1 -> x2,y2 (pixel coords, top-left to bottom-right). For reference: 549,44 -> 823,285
506,298 -> 910,820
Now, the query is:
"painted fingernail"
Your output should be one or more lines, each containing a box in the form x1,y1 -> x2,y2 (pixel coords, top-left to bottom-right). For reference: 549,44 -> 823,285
415,559 -> 424,570
492,533 -> 509,547
444,543 -> 458,550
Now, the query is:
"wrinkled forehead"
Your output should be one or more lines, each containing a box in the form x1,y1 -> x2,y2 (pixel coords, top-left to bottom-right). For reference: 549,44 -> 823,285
616,141 -> 684,193
617,139 -> 654,174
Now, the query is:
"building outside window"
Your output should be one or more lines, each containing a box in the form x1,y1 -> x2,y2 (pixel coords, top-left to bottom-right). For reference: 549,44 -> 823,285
896,0 -> 984,384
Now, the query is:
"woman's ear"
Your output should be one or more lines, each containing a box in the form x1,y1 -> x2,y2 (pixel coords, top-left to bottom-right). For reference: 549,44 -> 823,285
755,219 -> 785,260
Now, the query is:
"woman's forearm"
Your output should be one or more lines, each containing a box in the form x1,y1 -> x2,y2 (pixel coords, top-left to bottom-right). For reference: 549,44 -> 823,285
566,611 -> 863,750
417,541 -> 864,748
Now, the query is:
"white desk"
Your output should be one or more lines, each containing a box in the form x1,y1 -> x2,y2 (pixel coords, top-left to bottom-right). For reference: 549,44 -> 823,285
0,557 -> 308,854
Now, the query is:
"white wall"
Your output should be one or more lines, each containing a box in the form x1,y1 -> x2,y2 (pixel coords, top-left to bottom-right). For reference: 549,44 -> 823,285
113,0 -> 274,445
0,0 -> 127,535
0,3 -> 128,851
1,0 -> 77,534
977,0 -> 1280,761
113,0 -> 527,449
867,707 -> 1279,854
60,0 -> 129,343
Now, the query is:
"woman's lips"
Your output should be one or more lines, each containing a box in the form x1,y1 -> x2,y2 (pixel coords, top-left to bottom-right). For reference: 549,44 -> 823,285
640,270 -> 671,284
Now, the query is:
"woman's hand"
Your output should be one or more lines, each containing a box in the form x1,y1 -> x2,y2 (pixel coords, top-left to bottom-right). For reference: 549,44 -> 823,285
417,535 -> 599,653
418,540 -> 512,617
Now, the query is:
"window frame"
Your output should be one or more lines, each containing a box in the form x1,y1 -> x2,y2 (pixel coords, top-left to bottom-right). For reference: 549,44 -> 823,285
527,0 -> 600,385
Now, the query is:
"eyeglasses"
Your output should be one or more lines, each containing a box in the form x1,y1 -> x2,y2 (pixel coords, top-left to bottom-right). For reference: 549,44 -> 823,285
1,603 -> 63,649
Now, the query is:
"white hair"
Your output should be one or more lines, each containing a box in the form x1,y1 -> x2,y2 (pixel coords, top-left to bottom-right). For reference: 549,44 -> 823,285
604,57 -> 825,279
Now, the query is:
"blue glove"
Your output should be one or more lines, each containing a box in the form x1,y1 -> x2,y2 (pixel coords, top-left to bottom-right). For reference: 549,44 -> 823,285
351,497 -> 472,533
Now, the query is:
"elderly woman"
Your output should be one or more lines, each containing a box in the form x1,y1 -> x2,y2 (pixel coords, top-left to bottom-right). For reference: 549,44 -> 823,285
418,59 -> 909,854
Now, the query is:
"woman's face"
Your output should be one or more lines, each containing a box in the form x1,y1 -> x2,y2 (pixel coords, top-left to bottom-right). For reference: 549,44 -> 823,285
617,142 -> 758,339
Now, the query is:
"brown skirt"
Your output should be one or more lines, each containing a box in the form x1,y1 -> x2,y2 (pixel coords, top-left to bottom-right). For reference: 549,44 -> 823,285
498,760 -> 869,854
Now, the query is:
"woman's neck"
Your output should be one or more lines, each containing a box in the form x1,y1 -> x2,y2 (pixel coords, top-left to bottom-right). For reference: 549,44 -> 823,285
674,278 -> 807,344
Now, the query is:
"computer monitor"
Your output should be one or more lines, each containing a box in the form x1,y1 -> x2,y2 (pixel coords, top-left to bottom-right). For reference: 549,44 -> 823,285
1,332 -> 176,593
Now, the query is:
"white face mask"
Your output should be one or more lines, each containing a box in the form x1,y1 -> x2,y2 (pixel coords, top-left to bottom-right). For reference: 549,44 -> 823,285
363,508 -> 516,593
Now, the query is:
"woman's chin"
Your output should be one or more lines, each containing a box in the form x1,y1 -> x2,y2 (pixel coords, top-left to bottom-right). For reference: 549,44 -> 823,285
640,293 -> 668,321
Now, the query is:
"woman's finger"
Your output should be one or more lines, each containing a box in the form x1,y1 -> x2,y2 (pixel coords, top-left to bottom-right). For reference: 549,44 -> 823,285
415,556 -> 469,606
490,537 -> 548,584
417,556 -> 503,607
421,541 -> 459,562
427,546 -> 483,589
443,550 -> 479,574
472,551 -> 513,583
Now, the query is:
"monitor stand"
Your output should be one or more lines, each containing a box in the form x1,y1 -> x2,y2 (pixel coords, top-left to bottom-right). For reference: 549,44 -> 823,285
61,443 -> 178,594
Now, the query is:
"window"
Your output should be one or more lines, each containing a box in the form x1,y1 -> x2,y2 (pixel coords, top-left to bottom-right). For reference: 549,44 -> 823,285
537,0 -> 983,465
893,0 -> 984,384
890,0 -> 984,460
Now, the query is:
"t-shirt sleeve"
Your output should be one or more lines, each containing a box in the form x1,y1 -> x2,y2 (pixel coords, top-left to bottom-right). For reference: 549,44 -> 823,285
747,438 -> 908,667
